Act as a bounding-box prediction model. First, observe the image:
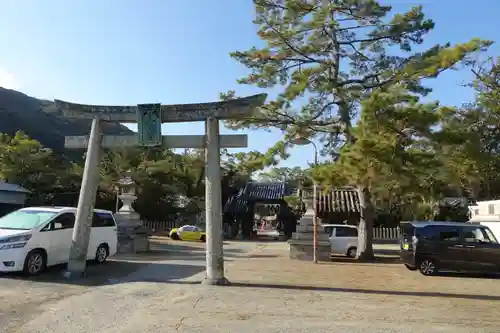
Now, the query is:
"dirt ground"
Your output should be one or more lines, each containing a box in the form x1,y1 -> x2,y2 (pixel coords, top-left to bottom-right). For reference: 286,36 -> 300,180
223,241 -> 500,295
217,241 -> 500,329
3,239 -> 500,332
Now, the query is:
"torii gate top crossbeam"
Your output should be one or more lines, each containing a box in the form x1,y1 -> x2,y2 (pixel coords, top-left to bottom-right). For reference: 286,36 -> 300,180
54,94 -> 267,122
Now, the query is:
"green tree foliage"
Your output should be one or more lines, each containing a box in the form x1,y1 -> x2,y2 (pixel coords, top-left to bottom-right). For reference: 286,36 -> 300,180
257,166 -> 312,188
313,86 -> 445,255
227,0 -> 491,259
0,132 -> 275,221
437,57 -> 500,200
0,131 -> 80,204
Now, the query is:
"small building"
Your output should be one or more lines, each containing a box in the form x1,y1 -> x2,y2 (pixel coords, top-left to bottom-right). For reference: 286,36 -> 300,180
224,183 -> 362,237
469,199 -> 500,218
0,182 -> 30,217
224,181 -> 295,238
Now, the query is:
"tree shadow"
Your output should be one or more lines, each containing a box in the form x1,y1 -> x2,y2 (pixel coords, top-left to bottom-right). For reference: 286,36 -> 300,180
228,238 -> 283,243
245,254 -> 281,259
0,261 -> 205,287
160,280 -> 500,301
329,255 -> 401,265
438,271 -> 500,279
151,241 -> 246,255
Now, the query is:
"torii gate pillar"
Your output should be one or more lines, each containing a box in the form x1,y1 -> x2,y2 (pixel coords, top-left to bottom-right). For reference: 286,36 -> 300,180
203,117 -> 227,285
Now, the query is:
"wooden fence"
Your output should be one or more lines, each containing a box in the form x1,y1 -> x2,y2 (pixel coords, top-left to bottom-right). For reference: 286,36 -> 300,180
143,220 -> 400,240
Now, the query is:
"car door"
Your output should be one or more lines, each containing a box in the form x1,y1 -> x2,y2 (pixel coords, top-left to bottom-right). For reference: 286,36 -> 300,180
89,212 -> 118,259
434,226 -> 469,270
343,227 -> 358,251
178,226 -> 195,240
45,212 -> 75,264
331,227 -> 350,254
462,226 -> 500,272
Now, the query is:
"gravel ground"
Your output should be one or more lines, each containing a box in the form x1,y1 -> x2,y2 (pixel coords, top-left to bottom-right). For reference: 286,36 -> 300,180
2,240 -> 500,332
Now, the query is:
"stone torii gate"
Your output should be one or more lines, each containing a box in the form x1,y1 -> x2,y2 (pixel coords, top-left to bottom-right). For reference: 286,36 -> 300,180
55,94 -> 266,285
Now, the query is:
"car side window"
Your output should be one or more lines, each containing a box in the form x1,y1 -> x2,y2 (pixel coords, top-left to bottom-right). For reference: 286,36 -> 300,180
92,212 -> 115,227
335,227 -> 356,237
344,227 -> 358,237
438,228 -> 460,242
324,227 -> 333,237
52,213 -> 75,230
419,226 -> 436,240
463,227 -> 491,243
334,227 -> 343,237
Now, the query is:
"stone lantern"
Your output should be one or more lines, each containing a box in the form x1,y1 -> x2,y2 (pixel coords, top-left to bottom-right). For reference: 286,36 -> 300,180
117,172 -> 138,218
115,170 -> 150,253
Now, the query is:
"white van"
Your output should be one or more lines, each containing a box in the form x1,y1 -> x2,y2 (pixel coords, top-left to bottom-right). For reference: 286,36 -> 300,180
0,206 -> 118,275
468,215 -> 500,241
322,224 -> 358,258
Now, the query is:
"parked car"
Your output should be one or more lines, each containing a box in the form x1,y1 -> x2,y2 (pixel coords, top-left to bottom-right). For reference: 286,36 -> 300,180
0,206 -> 117,275
169,225 -> 206,242
400,221 -> 500,276
322,224 -> 358,258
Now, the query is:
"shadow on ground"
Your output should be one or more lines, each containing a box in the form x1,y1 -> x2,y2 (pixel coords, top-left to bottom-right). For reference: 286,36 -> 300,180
438,271 -> 500,279
0,240 -> 266,286
227,238 -> 282,243
149,242 -> 280,260
0,260 -> 205,287
160,279 -> 500,301
151,241 -> 246,255
329,255 -> 401,265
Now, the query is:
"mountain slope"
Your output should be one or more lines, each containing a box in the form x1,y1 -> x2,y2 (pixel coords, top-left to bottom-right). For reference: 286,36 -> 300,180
0,87 -> 133,154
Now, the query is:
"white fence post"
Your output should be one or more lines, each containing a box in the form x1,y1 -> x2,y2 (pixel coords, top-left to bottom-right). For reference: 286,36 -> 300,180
373,227 -> 400,240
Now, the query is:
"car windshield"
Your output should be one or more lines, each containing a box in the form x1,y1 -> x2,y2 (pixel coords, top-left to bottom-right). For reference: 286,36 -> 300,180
0,210 -> 58,230
483,228 -> 499,244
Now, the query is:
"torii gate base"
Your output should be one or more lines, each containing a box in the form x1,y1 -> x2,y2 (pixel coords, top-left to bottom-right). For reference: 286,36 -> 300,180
56,94 -> 266,286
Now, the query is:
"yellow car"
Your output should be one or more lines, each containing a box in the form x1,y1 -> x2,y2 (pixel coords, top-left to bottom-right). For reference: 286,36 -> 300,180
169,225 -> 206,242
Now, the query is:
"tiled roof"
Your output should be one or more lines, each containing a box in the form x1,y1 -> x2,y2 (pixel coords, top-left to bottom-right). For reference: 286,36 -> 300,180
317,189 -> 360,213
224,182 -> 292,214
0,182 -> 30,193
300,187 -> 360,213
242,182 -> 290,201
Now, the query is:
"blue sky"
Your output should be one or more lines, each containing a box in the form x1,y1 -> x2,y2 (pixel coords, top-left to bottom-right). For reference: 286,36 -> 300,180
0,0 -> 499,168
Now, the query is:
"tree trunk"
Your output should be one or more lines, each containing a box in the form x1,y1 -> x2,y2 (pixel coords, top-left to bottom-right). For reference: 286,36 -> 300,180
356,185 -> 375,260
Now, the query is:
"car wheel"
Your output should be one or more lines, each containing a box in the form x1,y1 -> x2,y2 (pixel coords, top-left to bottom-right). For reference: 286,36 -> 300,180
95,244 -> 109,264
171,233 -> 180,240
200,235 -> 206,242
23,250 -> 46,276
404,264 -> 417,271
347,247 -> 357,258
419,258 -> 438,276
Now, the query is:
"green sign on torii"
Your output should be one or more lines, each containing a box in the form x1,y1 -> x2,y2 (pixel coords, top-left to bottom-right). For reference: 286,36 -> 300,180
54,94 -> 267,285
137,103 -> 162,146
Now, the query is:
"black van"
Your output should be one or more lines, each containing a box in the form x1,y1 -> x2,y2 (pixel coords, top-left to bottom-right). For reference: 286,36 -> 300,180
400,221 -> 500,276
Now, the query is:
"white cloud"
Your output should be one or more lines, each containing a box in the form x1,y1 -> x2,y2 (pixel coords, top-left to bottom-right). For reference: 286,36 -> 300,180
0,67 -> 19,90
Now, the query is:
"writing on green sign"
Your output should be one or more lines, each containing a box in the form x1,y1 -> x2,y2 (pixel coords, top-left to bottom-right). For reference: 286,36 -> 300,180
137,103 -> 162,146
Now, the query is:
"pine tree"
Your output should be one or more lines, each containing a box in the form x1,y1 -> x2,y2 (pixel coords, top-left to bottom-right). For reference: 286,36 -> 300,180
313,86 -> 443,257
227,0 -> 491,259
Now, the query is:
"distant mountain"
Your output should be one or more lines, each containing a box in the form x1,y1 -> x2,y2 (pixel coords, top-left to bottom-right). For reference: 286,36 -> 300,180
0,87 -> 133,155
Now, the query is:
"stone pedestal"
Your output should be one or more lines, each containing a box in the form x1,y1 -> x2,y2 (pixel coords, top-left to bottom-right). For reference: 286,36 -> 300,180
115,193 -> 150,254
288,208 -> 331,261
